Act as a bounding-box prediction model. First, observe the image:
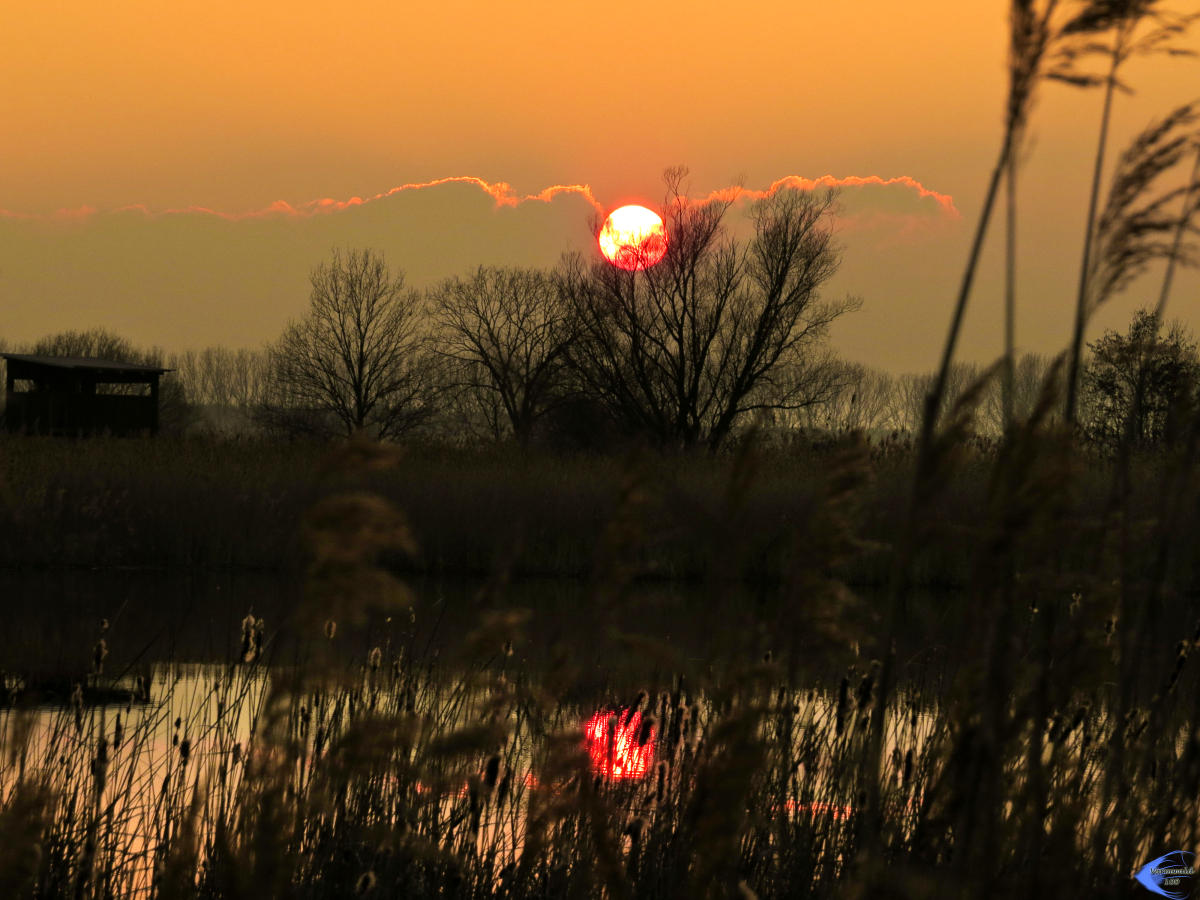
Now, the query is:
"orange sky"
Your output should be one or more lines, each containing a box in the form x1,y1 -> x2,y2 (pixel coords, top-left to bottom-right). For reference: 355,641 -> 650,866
2,0 -> 1197,372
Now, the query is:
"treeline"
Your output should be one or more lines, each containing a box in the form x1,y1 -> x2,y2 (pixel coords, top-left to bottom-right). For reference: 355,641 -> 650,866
0,325 -> 1067,445
7,321 -> 1195,453
2,178 -> 1197,451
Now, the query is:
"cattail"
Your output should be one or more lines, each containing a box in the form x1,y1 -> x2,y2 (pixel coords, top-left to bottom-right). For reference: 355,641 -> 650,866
484,754 -> 501,792
835,677 -> 850,737
368,646 -> 382,671
468,777 -> 482,834
240,613 -> 256,661
607,713 -> 618,775
92,639 -> 108,675
903,749 -> 914,789
857,661 -> 879,712
667,704 -> 685,754
113,714 -> 123,749
1047,712 -> 1064,743
91,736 -> 109,796
72,683 -> 84,733
324,619 -> 337,640
355,871 -> 377,895
179,738 -> 191,765
638,715 -> 656,747
623,816 -> 646,849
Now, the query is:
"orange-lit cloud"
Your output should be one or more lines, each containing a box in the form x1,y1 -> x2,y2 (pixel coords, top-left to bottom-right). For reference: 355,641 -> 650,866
696,175 -> 960,219
0,174 -> 957,224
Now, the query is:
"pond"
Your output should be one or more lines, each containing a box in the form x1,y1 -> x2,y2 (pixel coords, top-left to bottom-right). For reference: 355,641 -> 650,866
0,569 -> 1171,898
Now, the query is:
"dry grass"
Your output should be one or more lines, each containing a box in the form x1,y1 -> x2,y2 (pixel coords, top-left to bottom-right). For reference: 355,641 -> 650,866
0,432 -> 1184,592
3,4 -> 1200,891
0,403 -> 1198,898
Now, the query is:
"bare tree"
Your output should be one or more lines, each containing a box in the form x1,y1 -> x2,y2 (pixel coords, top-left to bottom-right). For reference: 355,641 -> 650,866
430,266 -> 572,444
979,352 -> 1058,435
171,346 -> 271,408
893,363 -> 982,435
806,361 -> 897,435
32,327 -> 139,363
557,169 -> 858,450
168,346 -> 273,437
269,248 -> 433,439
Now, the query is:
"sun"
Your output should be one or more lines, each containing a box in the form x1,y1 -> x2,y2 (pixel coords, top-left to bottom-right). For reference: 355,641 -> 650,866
598,205 -> 667,271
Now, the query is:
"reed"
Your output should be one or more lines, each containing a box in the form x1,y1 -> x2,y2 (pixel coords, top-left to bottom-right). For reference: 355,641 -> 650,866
4,2 -> 1200,895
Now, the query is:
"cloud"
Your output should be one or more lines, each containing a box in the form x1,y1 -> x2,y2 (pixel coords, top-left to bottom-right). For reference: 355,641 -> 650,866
0,173 -> 957,224
694,174 -> 960,220
0,172 -> 963,365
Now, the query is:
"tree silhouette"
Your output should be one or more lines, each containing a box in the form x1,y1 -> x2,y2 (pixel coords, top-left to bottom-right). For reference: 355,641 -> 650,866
270,249 -> 432,439
32,328 -> 140,362
1081,308 -> 1200,447
557,169 -> 857,451
430,266 -> 572,444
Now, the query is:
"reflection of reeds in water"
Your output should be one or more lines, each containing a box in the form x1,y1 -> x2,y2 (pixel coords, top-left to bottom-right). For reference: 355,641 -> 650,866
4,393 -> 1200,897
1,560 -> 1199,900
3,9 -> 1200,898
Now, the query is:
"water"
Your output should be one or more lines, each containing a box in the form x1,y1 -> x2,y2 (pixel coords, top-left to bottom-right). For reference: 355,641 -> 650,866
3,571 -> 1196,896
0,570 -> 985,897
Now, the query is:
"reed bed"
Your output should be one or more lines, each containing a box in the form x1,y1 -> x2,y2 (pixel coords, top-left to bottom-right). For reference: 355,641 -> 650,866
0,433 -> 1178,590
1,401 -> 1199,897
4,3 -> 1200,891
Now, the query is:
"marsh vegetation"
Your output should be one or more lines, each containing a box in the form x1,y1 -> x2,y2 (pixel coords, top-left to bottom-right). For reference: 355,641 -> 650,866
4,1 -> 1200,897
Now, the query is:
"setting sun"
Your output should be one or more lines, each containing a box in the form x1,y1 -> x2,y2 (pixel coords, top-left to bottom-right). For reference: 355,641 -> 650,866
598,204 -> 668,271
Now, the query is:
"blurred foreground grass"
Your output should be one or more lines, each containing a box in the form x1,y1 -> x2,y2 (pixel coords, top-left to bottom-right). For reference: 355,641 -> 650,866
0,415 -> 1199,897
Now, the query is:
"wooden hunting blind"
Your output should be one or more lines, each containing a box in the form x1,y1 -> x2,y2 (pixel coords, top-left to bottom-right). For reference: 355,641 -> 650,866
2,354 -> 170,436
